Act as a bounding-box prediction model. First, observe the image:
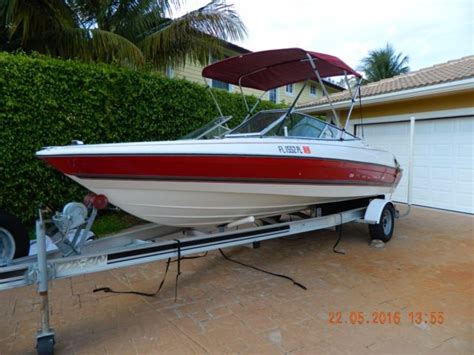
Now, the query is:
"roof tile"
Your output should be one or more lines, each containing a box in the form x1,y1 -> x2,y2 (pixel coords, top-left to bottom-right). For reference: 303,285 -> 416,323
299,55 -> 474,108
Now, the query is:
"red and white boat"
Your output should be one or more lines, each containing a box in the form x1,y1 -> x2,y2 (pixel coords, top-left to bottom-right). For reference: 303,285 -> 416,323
36,48 -> 402,227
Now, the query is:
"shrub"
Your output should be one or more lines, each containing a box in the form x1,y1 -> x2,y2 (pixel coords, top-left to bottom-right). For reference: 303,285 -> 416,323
0,52 -> 282,224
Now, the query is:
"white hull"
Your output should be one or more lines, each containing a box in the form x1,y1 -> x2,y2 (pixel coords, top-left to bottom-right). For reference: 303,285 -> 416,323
71,176 -> 393,227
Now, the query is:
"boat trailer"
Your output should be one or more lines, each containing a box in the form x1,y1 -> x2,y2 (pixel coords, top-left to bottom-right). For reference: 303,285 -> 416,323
0,196 -> 398,354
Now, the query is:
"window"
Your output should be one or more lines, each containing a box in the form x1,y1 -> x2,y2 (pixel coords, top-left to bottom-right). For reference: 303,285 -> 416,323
310,85 -> 317,96
165,65 -> 175,78
285,84 -> 294,94
210,55 -> 230,91
212,79 -> 230,91
269,89 -> 277,103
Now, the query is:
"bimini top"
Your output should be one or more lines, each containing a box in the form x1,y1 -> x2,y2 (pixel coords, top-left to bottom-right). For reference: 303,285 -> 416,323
202,47 -> 361,91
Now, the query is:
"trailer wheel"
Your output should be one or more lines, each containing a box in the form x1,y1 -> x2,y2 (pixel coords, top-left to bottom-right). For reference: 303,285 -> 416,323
0,209 -> 30,260
37,334 -> 55,355
368,204 -> 395,242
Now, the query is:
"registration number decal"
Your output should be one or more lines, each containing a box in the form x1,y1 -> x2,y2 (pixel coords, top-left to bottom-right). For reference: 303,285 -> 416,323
278,145 -> 311,154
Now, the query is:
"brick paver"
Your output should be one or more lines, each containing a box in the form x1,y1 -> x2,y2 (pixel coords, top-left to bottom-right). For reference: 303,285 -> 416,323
0,207 -> 472,354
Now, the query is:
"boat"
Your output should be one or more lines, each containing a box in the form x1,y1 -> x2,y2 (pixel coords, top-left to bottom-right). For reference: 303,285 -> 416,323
36,48 -> 402,228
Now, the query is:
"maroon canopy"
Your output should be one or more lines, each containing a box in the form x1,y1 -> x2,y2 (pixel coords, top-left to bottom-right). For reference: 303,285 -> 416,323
202,48 -> 361,91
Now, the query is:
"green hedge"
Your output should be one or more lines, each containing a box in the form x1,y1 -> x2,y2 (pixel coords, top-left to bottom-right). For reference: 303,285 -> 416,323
0,52 -> 282,224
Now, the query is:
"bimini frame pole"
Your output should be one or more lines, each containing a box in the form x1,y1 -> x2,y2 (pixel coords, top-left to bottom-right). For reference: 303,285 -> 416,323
269,80 -> 309,136
203,71 -> 268,122
343,75 -> 363,132
285,79 -> 309,116
239,68 -> 267,121
237,68 -> 267,121
202,78 -> 224,117
238,78 -> 250,113
242,90 -> 268,122
343,70 -> 353,98
305,53 -> 341,127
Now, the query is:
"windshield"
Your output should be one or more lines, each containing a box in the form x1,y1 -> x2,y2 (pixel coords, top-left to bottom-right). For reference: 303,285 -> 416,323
228,110 -> 359,140
229,110 -> 286,135
267,113 -> 326,137
180,116 -> 232,140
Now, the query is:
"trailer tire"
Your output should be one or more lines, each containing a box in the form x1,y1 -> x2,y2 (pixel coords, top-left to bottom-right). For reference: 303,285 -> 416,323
37,334 -> 55,355
368,204 -> 395,242
0,209 -> 30,259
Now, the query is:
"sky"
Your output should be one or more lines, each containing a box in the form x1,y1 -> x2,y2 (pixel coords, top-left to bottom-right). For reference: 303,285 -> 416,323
176,0 -> 473,72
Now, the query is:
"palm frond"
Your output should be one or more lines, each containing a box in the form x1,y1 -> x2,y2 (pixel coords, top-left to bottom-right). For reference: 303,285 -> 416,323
89,28 -> 145,66
1,0 -> 78,43
113,4 -> 166,41
147,29 -> 223,68
2,0 -> 247,70
183,0 -> 247,41
22,26 -> 144,67
140,0 -> 246,68
69,0 -> 179,30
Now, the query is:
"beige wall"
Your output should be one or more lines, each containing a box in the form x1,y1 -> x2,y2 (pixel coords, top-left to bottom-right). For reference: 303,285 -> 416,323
338,91 -> 474,119
307,90 -> 474,127
275,81 -> 340,105
171,60 -> 203,84
167,59 -> 341,105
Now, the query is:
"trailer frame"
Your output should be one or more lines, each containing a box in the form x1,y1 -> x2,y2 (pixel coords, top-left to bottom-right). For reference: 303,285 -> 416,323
0,196 -> 396,354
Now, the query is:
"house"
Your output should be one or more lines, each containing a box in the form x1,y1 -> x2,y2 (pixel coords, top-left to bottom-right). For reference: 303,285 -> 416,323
165,41 -> 343,105
298,56 -> 474,214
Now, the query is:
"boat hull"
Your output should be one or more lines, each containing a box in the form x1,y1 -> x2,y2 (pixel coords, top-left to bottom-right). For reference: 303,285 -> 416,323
37,138 -> 401,227
69,176 -> 393,227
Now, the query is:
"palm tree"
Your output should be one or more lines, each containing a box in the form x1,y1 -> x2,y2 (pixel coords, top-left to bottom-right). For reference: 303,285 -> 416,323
359,43 -> 409,83
0,0 -> 247,68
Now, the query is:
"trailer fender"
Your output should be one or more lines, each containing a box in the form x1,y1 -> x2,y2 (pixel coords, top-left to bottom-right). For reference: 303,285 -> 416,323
364,199 -> 394,224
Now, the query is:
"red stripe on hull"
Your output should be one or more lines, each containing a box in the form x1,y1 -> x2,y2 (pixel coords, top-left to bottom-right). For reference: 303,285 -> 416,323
40,155 -> 400,187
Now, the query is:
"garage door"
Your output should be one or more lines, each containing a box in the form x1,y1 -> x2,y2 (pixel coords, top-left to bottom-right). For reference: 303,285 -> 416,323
355,116 -> 473,214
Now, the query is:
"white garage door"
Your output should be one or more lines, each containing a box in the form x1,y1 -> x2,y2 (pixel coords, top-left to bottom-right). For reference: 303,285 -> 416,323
355,116 -> 473,214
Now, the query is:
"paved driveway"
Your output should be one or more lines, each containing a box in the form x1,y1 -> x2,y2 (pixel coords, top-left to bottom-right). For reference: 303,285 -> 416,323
0,207 -> 472,354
